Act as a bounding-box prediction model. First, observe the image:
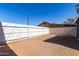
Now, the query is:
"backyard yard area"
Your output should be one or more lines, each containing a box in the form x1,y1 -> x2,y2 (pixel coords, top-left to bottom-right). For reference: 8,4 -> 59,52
0,34 -> 79,56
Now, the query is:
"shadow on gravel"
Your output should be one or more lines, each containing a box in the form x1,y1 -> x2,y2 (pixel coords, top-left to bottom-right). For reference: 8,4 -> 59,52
44,36 -> 79,50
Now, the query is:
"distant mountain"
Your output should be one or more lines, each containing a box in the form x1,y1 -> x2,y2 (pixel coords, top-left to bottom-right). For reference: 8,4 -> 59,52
38,21 -> 50,27
38,21 -> 76,28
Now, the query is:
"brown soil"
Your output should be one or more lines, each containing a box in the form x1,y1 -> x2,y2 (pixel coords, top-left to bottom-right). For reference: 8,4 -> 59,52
1,34 -> 79,56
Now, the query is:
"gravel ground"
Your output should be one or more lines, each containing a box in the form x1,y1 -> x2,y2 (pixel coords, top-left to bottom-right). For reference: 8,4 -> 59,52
0,34 -> 79,56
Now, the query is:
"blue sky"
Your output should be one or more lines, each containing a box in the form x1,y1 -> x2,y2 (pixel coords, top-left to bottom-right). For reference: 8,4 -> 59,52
0,3 -> 77,25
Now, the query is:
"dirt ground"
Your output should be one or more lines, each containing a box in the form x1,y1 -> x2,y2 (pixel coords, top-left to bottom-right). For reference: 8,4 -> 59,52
1,34 -> 79,56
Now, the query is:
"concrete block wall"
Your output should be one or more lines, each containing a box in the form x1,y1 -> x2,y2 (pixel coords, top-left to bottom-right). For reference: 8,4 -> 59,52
0,22 -> 49,43
49,27 -> 77,37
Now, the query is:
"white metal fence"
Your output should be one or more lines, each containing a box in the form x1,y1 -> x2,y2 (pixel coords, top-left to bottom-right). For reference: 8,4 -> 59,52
0,22 -> 49,43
